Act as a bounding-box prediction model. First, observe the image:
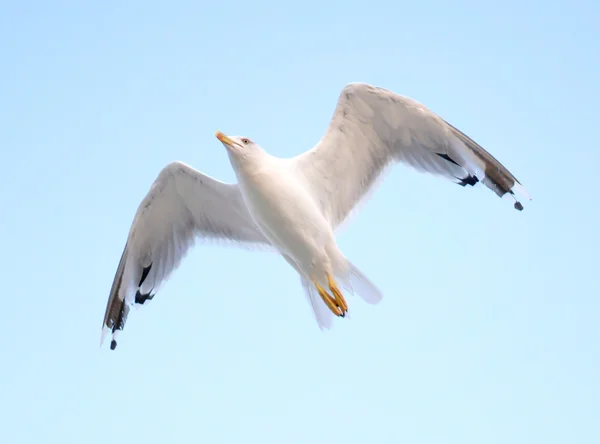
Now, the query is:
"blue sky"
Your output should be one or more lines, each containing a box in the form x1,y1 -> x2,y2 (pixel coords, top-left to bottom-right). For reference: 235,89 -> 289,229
1,0 -> 598,443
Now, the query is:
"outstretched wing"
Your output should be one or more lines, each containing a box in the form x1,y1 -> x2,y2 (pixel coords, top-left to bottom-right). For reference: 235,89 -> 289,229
101,161 -> 271,350
290,82 -> 530,229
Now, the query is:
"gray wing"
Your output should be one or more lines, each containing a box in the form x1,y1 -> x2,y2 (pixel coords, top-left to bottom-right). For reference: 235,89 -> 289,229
101,161 -> 271,350
290,82 -> 530,228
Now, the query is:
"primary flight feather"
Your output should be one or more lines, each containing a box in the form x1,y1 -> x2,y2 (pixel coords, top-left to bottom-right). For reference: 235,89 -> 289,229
101,82 -> 530,350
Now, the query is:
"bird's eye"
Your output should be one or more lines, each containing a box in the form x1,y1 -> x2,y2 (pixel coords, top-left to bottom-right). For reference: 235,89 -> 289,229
241,138 -> 250,145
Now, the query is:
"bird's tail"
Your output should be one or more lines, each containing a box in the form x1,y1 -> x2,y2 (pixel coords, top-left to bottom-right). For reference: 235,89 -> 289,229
341,261 -> 383,305
300,260 -> 383,330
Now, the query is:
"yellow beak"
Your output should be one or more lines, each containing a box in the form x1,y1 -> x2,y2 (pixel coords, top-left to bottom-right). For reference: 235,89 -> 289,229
215,131 -> 236,147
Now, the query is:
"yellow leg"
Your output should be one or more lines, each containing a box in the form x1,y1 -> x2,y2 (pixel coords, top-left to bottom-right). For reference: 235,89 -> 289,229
314,281 -> 343,317
327,273 -> 348,314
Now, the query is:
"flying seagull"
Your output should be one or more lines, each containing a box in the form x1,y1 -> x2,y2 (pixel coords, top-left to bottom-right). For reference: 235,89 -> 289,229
101,82 -> 530,350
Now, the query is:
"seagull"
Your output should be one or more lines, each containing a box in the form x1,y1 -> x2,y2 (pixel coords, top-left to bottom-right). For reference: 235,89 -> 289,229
101,82 -> 530,350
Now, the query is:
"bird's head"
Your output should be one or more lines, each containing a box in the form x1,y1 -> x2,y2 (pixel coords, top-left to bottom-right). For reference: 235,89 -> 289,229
215,131 -> 266,170
215,131 -> 261,157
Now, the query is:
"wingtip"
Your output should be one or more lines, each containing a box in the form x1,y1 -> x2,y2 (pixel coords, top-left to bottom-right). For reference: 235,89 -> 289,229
100,325 -> 120,350
512,182 -> 532,201
510,182 -> 531,212
100,325 -> 110,348
110,329 -> 120,351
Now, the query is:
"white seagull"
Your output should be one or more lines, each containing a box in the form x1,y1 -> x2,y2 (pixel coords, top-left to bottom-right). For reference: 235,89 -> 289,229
101,82 -> 530,350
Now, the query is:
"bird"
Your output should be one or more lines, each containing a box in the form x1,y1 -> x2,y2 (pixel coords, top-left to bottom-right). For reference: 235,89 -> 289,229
100,82 -> 530,350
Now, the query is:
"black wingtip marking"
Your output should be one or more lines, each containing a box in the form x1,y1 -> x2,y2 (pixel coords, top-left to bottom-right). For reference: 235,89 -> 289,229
438,152 -> 479,188
456,175 -> 479,187
436,152 -> 461,167
509,190 -> 524,211
106,298 -> 128,350
105,263 -> 154,350
138,263 -> 152,287
135,290 -> 155,305
135,264 -> 154,304
114,300 -> 129,331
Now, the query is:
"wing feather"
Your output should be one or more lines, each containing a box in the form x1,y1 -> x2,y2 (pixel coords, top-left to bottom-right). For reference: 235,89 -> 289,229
291,82 -> 530,228
101,161 -> 271,349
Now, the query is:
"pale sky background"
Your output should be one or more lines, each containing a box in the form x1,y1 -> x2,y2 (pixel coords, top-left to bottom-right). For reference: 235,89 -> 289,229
1,1 -> 598,443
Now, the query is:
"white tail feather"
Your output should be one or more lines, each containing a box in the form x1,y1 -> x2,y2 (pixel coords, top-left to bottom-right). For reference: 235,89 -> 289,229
342,262 -> 383,305
301,276 -> 335,330
288,253 -> 382,330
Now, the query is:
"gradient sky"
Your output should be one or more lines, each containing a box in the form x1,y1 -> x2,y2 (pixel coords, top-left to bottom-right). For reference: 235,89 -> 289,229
1,1 -> 598,443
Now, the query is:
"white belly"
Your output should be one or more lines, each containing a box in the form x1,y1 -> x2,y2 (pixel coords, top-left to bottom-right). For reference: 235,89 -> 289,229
238,167 -> 331,273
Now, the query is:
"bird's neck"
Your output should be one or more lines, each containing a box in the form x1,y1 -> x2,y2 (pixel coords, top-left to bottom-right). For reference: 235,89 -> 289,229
232,151 -> 282,188
230,149 -> 272,176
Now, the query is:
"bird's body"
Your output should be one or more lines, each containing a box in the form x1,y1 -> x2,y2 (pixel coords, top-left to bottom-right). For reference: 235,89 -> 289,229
237,155 -> 325,259
101,82 -> 531,350
233,153 -> 346,292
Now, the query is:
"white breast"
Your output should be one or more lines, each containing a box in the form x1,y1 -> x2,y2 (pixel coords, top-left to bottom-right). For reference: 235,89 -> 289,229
237,161 -> 331,266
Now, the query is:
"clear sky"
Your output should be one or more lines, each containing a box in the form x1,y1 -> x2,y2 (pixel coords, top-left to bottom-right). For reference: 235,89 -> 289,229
1,1 -> 598,443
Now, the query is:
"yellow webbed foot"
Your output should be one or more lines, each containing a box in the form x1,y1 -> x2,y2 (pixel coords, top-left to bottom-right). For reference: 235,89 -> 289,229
313,274 -> 348,318
314,281 -> 343,316
328,273 -> 348,314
